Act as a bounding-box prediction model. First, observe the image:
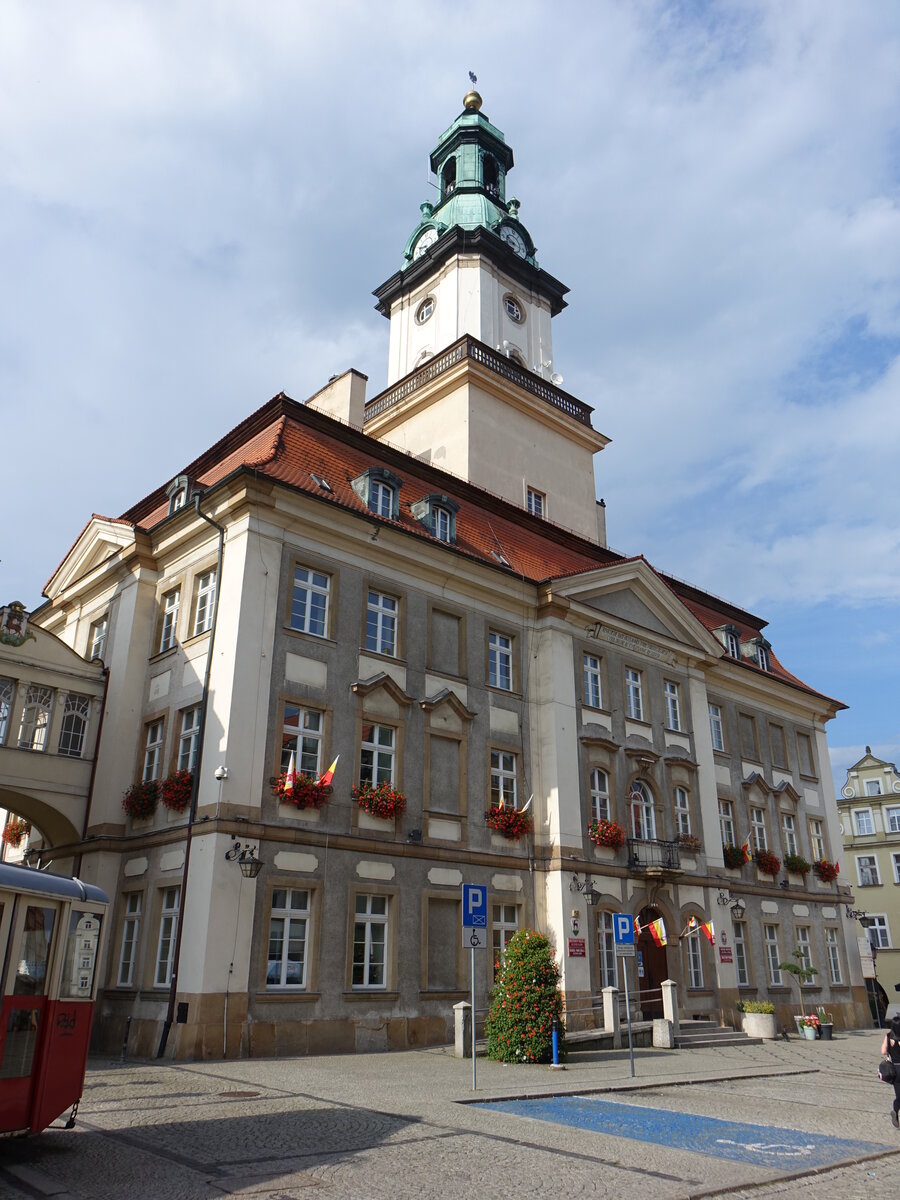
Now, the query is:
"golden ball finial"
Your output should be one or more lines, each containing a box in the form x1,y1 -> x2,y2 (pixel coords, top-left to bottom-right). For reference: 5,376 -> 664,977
463,89 -> 483,111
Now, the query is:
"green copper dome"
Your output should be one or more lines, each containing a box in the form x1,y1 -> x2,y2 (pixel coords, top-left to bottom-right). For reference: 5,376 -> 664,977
402,93 -> 537,268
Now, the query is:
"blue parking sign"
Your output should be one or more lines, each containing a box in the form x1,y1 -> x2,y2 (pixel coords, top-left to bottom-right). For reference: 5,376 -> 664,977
462,884 -> 487,927
614,913 -> 634,945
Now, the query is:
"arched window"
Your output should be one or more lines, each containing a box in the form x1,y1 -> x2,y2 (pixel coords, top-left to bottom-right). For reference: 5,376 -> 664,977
483,155 -> 499,197
590,768 -> 610,822
629,782 -> 656,841
442,158 -> 456,197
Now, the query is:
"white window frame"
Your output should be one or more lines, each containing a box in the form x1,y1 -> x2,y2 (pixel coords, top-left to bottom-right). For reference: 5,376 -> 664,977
370,479 -> 395,518
733,920 -> 750,987
17,685 -> 54,751
892,853 -> 900,884
117,893 -> 142,988
492,903 -> 519,979
58,693 -> 90,758
625,667 -> 643,721
192,569 -> 217,637
867,915 -> 891,949
885,807 -> 900,834
365,590 -> 397,657
687,933 -> 704,989
282,705 -> 323,777
488,630 -> 513,691
795,926 -> 813,977
143,719 -> 164,783
709,704 -> 725,752
856,854 -> 881,887
526,486 -> 545,518
597,911 -> 619,990
155,887 -> 181,988
583,653 -> 602,709
352,894 -> 388,989
865,779 -> 883,796
663,680 -> 681,731
726,631 -> 740,658
718,798 -> 735,847
824,928 -> 843,984
177,706 -> 201,773
674,787 -> 691,838
158,588 -> 180,653
809,818 -> 826,862
781,812 -> 798,857
756,643 -> 770,671
764,924 -> 782,985
750,806 -> 768,852
267,888 -> 310,989
629,781 -> 656,841
433,506 -> 451,542
490,749 -> 518,808
88,614 -> 108,661
853,808 -> 875,836
590,768 -> 610,823
360,723 -> 395,787
0,677 -> 13,745
291,566 -> 330,638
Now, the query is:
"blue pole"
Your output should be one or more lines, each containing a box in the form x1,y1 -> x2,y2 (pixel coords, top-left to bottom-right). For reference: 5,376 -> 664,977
552,1016 -> 559,1066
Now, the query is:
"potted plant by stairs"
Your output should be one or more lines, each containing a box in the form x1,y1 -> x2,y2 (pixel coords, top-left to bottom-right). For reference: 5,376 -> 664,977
778,948 -> 818,1034
737,999 -> 776,1040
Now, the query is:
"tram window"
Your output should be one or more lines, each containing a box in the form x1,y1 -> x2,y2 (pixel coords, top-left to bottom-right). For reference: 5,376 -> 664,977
14,906 -> 55,996
60,911 -> 103,999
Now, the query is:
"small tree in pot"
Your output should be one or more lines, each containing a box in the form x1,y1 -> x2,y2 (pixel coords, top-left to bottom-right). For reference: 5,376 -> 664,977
778,947 -> 817,1018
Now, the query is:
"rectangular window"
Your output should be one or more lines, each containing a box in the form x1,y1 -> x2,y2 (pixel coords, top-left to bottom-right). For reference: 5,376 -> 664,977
739,713 -> 759,760
598,911 -> 618,990
177,705 -> 201,773
750,807 -> 768,852
18,685 -> 54,751
590,768 -> 610,822
809,819 -> 826,862
192,569 -> 217,637
857,855 -> 881,887
892,853 -> 900,884
158,588 -> 180,653
281,705 -> 323,776
797,732 -> 815,777
352,894 -> 388,988
757,644 -> 770,671
796,926 -> 812,976
709,704 -> 724,752
58,693 -> 90,758
526,487 -> 545,518
360,723 -> 395,787
663,681 -> 681,731
764,925 -> 782,985
0,677 -> 14,745
492,903 -> 518,979
490,750 -> 517,808
718,799 -> 735,847
88,614 -> 108,661
488,630 -> 513,691
370,479 -> 394,518
853,808 -> 875,836
867,915 -> 891,949
781,813 -> 798,856
625,668 -> 643,721
726,631 -> 741,658
824,928 -> 842,984
768,723 -> 788,770
291,566 -> 330,637
583,654 -> 602,709
885,807 -> 900,834
117,893 -> 142,987
687,936 -> 703,989
733,921 -> 750,987
365,590 -> 397,657
674,787 -> 691,837
155,887 -> 181,987
143,719 -> 164,783
866,780 -> 883,796
267,889 -> 309,988
433,506 -> 452,543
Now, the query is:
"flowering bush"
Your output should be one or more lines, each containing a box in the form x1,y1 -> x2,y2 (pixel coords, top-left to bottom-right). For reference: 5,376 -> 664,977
352,781 -> 407,820
784,853 -> 811,876
676,834 -> 703,853
273,771 -> 331,810
122,779 -> 158,820
754,848 -> 782,878
587,819 -> 626,850
486,805 -> 533,840
2,817 -> 31,848
160,769 -> 194,813
723,844 -> 746,869
486,929 -> 565,1064
813,858 -> 840,883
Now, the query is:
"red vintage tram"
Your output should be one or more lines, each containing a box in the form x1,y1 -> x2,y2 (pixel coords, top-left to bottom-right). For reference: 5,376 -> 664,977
0,862 -> 108,1136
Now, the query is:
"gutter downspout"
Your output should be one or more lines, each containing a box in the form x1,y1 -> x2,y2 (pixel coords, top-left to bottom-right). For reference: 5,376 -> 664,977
156,493 -> 225,1059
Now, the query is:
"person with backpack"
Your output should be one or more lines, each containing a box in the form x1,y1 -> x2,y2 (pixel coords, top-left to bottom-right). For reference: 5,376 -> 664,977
880,1014 -> 900,1127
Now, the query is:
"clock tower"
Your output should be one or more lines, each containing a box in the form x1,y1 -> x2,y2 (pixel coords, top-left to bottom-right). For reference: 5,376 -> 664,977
367,90 -> 609,543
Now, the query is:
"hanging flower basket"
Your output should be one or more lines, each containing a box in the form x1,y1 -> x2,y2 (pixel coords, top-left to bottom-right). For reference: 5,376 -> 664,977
676,833 -> 703,853
784,853 -> 811,877
587,819 -> 626,851
273,771 -> 331,810
813,858 -> 840,883
2,817 -> 31,848
486,804 -> 533,841
352,782 -> 407,820
754,848 -> 782,878
123,779 -> 158,820
723,844 -> 746,869
160,769 -> 194,813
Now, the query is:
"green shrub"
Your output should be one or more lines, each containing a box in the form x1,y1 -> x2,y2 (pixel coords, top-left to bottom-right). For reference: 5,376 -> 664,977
737,999 -> 775,1014
485,929 -> 565,1064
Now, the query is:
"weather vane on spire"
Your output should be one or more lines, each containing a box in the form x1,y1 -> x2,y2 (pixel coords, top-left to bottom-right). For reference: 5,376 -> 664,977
464,71 -> 482,111
468,71 -> 477,87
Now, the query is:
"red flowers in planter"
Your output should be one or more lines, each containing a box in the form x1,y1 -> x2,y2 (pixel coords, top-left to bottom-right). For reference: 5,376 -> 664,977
813,858 -> 840,883
352,782 -> 407,820
486,805 -> 534,841
160,769 -> 194,813
2,817 -> 31,848
754,848 -> 782,878
587,819 -> 626,851
784,853 -> 811,876
122,779 -> 158,820
722,844 -> 746,869
273,771 -> 331,810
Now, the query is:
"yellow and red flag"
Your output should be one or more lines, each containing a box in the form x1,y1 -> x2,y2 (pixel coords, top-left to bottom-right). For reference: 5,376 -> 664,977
701,920 -> 716,945
648,918 -> 667,946
317,755 -> 340,787
741,836 -> 752,864
284,750 -> 297,794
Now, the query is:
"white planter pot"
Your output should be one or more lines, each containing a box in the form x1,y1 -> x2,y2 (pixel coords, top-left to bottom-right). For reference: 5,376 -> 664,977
741,1012 -> 776,1040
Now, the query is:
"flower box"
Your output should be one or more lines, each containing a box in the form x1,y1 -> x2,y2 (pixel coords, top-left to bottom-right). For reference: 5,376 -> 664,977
587,819 -> 626,851
754,849 -> 781,879
486,805 -> 533,841
676,834 -> 703,853
812,859 -> 840,884
122,779 -> 158,820
160,769 -> 194,813
352,782 -> 406,820
784,853 -> 811,877
273,771 -> 331,810
722,844 -> 746,870
2,817 -> 31,848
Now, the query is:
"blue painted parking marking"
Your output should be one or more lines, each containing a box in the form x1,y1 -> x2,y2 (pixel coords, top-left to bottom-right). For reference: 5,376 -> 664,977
476,1096 -> 886,1168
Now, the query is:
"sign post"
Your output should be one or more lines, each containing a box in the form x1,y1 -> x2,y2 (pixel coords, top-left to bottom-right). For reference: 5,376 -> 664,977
461,884 -> 487,1091
613,912 -> 636,1078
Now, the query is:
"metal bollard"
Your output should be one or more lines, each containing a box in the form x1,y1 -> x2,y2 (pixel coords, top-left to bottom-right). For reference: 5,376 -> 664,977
552,1016 -> 559,1066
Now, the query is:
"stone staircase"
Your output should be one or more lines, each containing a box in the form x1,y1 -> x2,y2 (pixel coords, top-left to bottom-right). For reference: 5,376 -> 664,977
675,1019 -> 762,1049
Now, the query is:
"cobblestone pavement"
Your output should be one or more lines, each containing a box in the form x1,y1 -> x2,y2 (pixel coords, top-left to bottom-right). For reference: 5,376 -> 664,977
1,1030 -> 899,1199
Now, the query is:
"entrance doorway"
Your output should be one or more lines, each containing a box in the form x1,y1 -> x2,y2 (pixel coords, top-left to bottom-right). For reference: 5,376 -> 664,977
636,906 -> 668,1019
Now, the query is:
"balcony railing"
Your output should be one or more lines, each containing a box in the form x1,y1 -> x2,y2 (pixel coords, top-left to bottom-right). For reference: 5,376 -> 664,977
627,838 -> 682,872
363,335 -> 594,428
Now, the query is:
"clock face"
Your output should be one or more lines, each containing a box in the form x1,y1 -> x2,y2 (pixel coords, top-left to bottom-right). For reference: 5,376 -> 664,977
413,228 -> 438,259
499,224 -> 527,257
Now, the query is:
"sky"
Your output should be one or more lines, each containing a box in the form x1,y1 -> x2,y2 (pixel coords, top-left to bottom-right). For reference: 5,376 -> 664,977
2,1 -> 899,788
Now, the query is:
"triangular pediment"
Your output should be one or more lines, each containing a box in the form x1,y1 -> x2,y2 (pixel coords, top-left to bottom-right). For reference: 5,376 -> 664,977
45,516 -> 136,599
547,560 -> 722,659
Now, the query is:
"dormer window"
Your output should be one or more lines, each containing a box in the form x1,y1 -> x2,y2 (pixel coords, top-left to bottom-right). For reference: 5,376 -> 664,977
350,468 -> 402,521
442,158 -> 456,197
411,493 -> 459,544
751,638 -> 771,672
166,474 -> 191,515
714,624 -> 742,659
